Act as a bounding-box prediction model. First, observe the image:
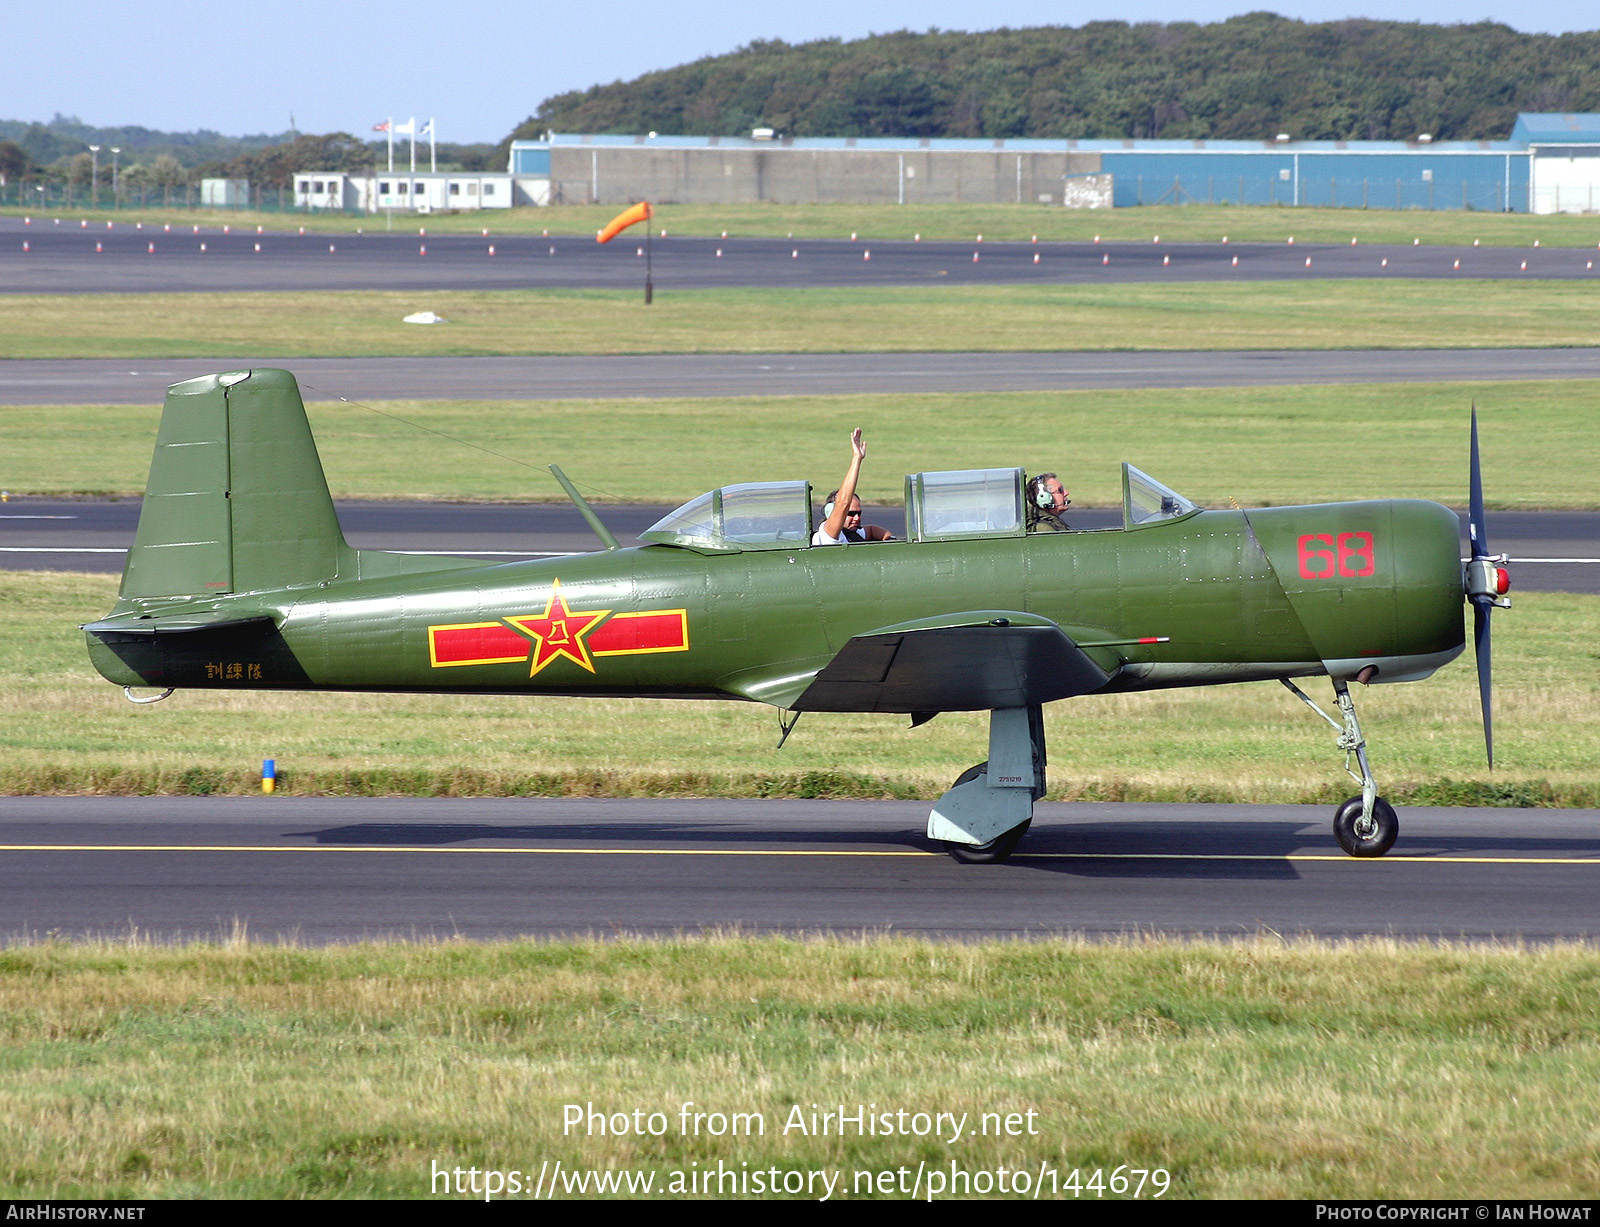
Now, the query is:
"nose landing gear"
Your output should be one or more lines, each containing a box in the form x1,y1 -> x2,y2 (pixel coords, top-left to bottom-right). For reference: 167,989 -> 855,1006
1282,676 -> 1398,858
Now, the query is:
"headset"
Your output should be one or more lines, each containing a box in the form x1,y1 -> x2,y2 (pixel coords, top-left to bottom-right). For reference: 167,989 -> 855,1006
1030,473 -> 1060,510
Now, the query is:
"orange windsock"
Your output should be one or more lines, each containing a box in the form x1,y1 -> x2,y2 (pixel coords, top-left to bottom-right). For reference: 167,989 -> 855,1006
597,201 -> 653,244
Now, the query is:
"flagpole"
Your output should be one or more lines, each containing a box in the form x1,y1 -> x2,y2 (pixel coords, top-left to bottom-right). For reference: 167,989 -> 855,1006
387,117 -> 393,172
429,119 -> 436,174
409,118 -> 416,175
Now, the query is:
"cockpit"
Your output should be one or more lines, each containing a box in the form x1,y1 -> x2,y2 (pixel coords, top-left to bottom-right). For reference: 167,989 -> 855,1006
638,464 -> 1199,552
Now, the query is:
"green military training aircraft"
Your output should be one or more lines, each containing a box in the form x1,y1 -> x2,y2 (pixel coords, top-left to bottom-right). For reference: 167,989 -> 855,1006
83,369 -> 1511,863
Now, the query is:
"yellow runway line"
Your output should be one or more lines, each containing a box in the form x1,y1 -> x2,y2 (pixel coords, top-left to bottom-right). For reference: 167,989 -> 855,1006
2,845 -> 1598,864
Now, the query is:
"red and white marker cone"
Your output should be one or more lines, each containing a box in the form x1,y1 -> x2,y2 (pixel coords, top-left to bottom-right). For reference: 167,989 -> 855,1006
488,245 -> 496,255
420,244 -> 427,255
1453,259 -> 1460,269
21,241 -> 28,252
1102,254 -> 1109,265
1305,256 -> 1312,267
420,227 -> 426,236
257,225 -> 263,234
1520,260 -> 1527,270
95,241 -> 102,252
1351,237 -> 1358,245
1287,236 -> 1294,244
148,242 -> 155,253
1381,258 -> 1388,267
977,234 -> 984,243
223,225 -> 230,233
716,248 -> 723,257
863,250 -> 870,260
254,242 -> 261,252
1033,252 -> 1040,264
914,233 -> 920,241
972,251 -> 979,262
1231,255 -> 1238,266
1162,254 -> 1170,265
1031,234 -> 1038,243
792,249 -> 798,258
328,244 -> 335,253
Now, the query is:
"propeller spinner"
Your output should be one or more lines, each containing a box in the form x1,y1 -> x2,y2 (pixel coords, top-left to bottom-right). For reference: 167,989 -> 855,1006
1463,405 -> 1512,766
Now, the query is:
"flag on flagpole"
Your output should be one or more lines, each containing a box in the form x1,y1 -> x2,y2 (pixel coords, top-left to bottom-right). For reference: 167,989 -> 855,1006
372,120 -> 390,132
394,118 -> 416,135
419,119 -> 434,136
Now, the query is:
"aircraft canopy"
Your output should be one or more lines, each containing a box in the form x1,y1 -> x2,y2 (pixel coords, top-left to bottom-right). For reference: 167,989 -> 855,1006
641,481 -> 813,552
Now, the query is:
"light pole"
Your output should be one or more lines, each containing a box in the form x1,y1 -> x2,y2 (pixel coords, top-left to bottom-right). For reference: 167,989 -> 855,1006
110,147 -> 120,208
88,145 -> 100,207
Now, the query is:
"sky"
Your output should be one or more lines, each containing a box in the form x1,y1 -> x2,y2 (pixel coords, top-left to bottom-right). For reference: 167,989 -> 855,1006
8,2 -> 1596,146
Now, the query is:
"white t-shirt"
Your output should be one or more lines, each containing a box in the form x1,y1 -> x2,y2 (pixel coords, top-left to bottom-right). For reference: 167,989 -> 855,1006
811,525 -> 866,545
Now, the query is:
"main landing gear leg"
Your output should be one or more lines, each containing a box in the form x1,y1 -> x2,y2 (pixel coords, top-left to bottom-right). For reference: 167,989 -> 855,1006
1280,677 -> 1399,858
928,705 -> 1045,864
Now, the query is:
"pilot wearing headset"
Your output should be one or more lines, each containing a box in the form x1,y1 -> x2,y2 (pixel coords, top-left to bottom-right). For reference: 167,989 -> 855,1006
1025,472 -> 1071,533
813,427 -> 894,545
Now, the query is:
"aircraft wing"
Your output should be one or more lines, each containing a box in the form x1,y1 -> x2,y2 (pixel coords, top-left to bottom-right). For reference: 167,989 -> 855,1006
792,611 -> 1112,713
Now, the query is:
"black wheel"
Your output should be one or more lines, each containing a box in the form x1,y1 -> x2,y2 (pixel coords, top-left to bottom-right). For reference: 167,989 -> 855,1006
1333,796 -> 1398,858
944,819 -> 1031,864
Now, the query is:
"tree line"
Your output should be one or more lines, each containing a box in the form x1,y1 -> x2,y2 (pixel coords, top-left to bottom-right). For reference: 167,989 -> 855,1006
508,13 -> 1600,145
0,118 -> 498,207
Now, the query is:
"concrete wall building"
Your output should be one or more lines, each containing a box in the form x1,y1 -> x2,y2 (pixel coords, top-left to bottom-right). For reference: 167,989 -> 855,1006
505,114 -> 1600,213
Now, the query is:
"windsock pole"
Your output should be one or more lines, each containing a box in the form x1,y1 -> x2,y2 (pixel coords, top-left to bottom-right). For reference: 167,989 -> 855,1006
646,213 -> 654,305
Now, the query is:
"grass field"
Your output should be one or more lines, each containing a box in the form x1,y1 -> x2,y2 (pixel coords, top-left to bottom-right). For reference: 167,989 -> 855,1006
9,280 -> 1600,360
10,572 -> 1596,804
3,379 -> 1594,509
8,201 -> 1600,247
3,936 -> 1599,1198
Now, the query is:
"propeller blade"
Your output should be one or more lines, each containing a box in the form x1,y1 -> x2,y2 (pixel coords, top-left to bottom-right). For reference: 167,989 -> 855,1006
1468,402 -> 1489,558
1474,600 -> 1493,769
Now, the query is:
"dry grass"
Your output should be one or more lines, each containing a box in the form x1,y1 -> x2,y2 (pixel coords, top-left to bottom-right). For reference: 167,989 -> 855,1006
1,935 -> 1599,1197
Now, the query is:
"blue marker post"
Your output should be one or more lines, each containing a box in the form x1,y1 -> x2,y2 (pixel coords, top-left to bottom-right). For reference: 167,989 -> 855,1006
262,759 -> 277,794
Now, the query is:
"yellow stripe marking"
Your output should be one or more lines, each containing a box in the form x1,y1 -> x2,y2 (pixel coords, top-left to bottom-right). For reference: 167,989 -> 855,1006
1,845 -> 1597,864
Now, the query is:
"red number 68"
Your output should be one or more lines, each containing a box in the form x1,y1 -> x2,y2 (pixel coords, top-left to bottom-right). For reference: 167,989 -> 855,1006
1299,531 -> 1375,579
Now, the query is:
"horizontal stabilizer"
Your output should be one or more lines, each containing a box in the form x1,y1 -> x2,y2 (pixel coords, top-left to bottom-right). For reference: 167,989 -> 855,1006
795,611 -> 1111,713
82,612 -> 278,638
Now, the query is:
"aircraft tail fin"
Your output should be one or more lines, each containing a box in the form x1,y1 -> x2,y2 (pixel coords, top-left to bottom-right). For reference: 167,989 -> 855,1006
121,369 -> 352,599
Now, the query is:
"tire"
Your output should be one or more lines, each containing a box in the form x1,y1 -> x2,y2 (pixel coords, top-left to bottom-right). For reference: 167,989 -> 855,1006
1333,796 -> 1398,858
944,819 -> 1031,865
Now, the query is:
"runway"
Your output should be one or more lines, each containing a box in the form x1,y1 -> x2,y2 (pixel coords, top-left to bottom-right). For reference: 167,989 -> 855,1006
5,499 -> 1592,592
3,796 -> 1596,943
8,348 -> 1600,406
4,217 -> 1597,294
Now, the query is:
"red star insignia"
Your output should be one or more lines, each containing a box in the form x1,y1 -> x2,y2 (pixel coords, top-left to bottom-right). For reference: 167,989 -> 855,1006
503,580 -> 611,677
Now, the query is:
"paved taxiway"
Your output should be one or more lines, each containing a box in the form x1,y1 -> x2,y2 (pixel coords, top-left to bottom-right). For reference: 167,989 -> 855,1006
5,499 -> 1592,593
4,796 -> 1598,943
9,348 -> 1600,406
5,217 -> 1598,294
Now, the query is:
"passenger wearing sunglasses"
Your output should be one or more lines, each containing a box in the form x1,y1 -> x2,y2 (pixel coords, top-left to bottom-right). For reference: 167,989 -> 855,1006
812,427 -> 894,545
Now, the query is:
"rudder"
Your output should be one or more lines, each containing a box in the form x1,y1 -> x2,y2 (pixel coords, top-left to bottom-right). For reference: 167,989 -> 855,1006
121,369 -> 350,598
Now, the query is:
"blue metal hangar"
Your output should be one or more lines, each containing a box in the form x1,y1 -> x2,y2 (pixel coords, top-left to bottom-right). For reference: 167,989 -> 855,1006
508,113 -> 1600,214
